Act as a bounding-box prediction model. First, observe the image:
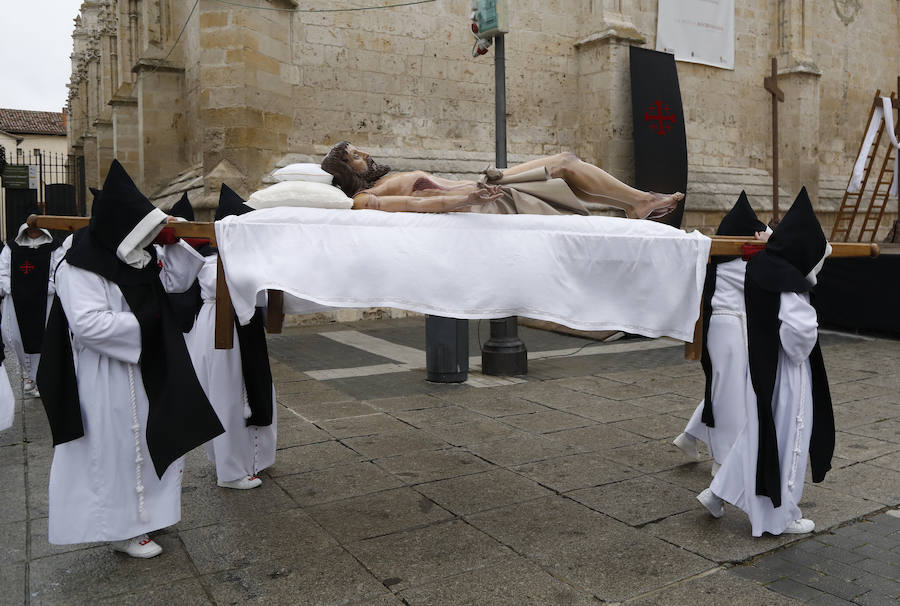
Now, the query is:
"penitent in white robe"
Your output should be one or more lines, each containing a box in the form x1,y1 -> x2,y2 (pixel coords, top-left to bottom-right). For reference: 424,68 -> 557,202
0,364 -> 16,431
709,291 -> 818,537
184,254 -> 276,483
48,240 -> 204,544
683,259 -> 755,464
0,236 -> 65,382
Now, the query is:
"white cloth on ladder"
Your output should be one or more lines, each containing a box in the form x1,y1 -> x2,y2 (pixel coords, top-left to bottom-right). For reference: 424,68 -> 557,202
849,103 -> 884,194
848,97 -> 899,197
215,207 -> 712,342
881,96 -> 899,197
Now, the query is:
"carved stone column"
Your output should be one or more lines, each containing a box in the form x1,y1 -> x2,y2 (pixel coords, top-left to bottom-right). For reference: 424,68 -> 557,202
574,0 -> 647,182
133,59 -> 186,193
110,90 -> 140,180
774,0 -> 821,204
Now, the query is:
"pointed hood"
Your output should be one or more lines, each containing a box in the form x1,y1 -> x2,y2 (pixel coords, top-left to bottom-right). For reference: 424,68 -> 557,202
743,186 -> 834,508
765,187 -> 828,278
716,191 -> 767,236
214,184 -> 254,220
89,160 -> 165,255
747,188 -> 829,294
169,192 -> 194,221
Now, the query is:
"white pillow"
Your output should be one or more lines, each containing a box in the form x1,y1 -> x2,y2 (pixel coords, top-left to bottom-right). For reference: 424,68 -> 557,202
247,181 -> 353,210
272,163 -> 333,184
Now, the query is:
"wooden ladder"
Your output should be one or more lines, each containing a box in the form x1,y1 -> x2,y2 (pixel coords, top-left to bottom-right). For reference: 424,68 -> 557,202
857,94 -> 899,242
831,92 -> 886,242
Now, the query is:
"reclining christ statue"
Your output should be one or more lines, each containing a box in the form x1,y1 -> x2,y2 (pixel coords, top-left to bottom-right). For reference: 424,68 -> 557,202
321,141 -> 684,219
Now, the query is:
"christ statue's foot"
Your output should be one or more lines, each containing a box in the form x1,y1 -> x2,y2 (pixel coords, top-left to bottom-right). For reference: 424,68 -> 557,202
630,191 -> 684,220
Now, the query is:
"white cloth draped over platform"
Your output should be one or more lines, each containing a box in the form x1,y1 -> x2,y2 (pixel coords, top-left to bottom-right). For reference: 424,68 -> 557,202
215,207 -> 712,342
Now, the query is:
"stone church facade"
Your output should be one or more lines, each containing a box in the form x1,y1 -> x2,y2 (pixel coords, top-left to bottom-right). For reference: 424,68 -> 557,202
67,0 -> 899,235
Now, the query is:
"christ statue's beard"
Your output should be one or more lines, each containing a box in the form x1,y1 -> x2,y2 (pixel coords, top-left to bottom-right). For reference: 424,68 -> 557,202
362,157 -> 391,187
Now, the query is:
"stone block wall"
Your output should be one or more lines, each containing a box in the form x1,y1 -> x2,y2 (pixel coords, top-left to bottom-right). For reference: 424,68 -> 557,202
67,0 -> 900,238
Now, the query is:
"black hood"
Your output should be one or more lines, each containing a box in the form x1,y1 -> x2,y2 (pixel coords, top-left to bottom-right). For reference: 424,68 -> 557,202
717,190 -> 767,236
88,159 -> 158,253
765,187 -> 827,277
214,184 -> 254,220
169,192 -> 194,221
746,188 -> 827,294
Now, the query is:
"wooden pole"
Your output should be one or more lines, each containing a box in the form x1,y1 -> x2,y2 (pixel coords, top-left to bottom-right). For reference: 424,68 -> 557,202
684,237 -> 879,360
28,214 -> 237,349
764,57 -> 785,226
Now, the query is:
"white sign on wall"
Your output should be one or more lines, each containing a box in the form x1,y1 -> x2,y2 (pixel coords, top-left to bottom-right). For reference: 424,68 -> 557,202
656,0 -> 735,70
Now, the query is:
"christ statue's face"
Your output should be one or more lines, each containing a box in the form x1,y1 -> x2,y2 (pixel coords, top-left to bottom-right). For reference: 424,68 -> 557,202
345,144 -> 370,174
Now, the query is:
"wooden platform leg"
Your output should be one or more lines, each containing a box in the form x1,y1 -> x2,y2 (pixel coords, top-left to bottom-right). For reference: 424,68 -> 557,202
215,255 -> 234,349
684,300 -> 703,361
266,289 -> 284,334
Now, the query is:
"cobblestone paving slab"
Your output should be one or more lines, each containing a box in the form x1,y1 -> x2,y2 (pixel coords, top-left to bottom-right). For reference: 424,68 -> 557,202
731,510 -> 900,605
1,322 -> 898,604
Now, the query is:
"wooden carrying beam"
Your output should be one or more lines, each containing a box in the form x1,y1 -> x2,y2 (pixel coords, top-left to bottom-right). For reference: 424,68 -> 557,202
28,214 -> 238,349
684,237 -> 879,360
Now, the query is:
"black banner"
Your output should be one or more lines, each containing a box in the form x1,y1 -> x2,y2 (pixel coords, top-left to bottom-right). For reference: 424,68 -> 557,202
814,255 -> 900,337
629,46 -> 688,228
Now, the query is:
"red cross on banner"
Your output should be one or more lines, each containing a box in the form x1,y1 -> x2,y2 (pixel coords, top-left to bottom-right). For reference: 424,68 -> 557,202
644,100 -> 675,135
19,260 -> 34,275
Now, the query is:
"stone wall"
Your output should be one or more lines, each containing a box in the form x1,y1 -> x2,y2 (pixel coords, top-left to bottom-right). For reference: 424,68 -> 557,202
66,0 -> 900,238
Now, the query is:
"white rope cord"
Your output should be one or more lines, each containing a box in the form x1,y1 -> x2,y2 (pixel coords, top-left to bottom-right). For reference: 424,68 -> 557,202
127,364 -> 148,522
240,383 -> 260,476
787,376 -> 807,491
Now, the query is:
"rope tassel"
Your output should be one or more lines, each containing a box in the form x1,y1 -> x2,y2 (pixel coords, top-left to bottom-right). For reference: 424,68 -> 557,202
127,364 -> 148,523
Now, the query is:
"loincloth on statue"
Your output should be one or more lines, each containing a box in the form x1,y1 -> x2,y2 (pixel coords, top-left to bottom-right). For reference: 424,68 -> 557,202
467,166 -> 590,216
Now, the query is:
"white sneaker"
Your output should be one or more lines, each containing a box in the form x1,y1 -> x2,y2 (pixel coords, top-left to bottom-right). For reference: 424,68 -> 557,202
110,534 -> 163,558
23,379 -> 39,398
711,461 -> 721,477
697,488 -> 724,518
783,519 -> 815,534
673,432 -> 701,461
217,475 -> 262,490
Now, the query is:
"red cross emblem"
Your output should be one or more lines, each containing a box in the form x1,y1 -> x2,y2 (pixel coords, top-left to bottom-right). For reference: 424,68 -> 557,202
19,260 -> 34,275
644,100 -> 675,135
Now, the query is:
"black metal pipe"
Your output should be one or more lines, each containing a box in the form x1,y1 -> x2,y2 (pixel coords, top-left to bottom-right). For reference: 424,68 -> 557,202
483,33 -> 527,377
494,34 -> 506,169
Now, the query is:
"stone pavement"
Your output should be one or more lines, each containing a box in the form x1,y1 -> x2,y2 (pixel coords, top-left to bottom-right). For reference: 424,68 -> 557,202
2,318 -> 899,605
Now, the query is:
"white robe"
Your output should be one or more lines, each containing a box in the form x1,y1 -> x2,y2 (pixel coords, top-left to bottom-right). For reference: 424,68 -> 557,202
48,240 -> 204,544
709,291 -> 818,536
683,259 -> 754,464
184,254 -> 276,483
0,233 -> 65,382
0,363 -> 15,431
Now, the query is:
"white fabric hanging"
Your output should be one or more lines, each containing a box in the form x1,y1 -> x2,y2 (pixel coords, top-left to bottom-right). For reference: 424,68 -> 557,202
881,96 -> 900,197
215,207 -> 712,342
848,97 -> 899,197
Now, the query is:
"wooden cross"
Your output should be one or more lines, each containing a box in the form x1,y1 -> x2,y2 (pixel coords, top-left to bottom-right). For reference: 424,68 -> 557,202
764,57 -> 785,226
